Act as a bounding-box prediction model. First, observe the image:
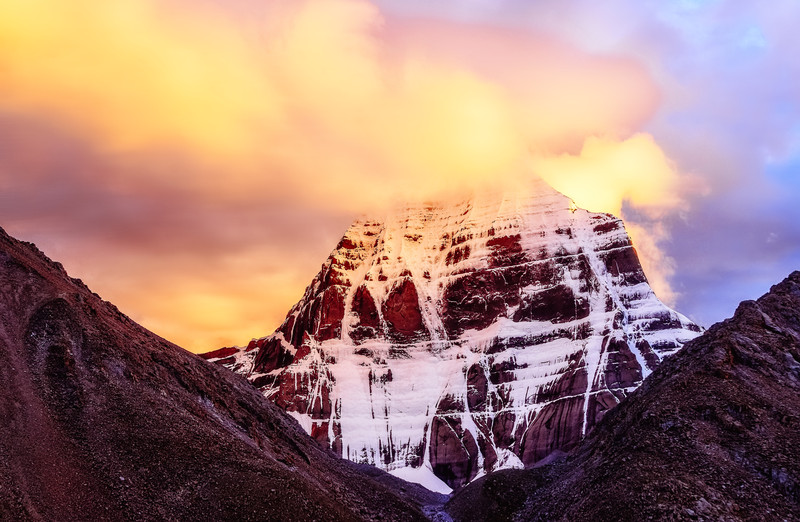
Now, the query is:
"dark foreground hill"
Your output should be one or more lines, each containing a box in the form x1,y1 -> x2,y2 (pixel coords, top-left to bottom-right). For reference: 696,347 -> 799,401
0,225 -> 439,521
447,272 -> 800,521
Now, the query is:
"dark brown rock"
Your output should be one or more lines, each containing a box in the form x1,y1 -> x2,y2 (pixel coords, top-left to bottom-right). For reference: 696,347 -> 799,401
488,359 -> 517,386
197,346 -> 239,360
535,356 -> 587,403
592,220 -> 620,234
513,284 -> 590,324
603,337 -> 643,388
598,246 -> 647,286
252,336 -> 294,373
466,364 -> 489,412
430,416 -> 480,489
518,396 -> 585,466
585,390 -> 620,427
487,234 -> 527,268
351,284 -> 380,342
382,278 -> 427,342
274,364 -> 334,424
636,339 -> 661,372
436,393 -> 466,414
491,410 -> 516,449
311,286 -> 346,342
442,270 -> 518,336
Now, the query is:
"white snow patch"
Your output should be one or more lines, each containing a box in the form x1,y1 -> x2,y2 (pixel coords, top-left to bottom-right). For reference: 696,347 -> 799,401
389,464 -> 453,495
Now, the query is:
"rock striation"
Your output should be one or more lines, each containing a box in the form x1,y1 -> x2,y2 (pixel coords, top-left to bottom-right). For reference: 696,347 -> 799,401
446,271 -> 800,521
209,179 -> 700,490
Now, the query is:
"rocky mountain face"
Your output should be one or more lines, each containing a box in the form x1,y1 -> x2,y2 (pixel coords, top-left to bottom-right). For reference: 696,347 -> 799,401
446,271 -> 800,521
208,179 -> 700,491
0,226 -> 437,521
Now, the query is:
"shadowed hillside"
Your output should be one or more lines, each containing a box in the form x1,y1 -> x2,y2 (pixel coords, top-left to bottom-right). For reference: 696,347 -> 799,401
0,226 -> 439,521
447,272 -> 800,521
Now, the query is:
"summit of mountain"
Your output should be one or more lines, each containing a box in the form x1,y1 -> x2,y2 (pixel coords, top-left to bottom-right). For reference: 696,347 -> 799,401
206,178 -> 701,490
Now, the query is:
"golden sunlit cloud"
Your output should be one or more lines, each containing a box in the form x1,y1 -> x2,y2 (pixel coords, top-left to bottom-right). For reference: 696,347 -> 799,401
131,273 -> 306,353
533,134 -> 683,217
533,134 -> 686,304
0,0 -> 281,156
0,0 -> 688,350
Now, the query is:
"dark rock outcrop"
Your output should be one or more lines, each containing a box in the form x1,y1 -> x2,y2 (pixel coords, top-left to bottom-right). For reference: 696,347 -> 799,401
252,336 -> 295,374
447,271 -> 800,521
382,277 -> 427,342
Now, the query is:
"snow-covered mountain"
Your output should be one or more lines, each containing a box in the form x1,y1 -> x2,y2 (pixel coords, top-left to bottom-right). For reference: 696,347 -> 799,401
204,178 -> 700,492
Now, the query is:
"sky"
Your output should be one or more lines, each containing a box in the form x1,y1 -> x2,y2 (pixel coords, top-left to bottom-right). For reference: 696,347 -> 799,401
0,0 -> 798,352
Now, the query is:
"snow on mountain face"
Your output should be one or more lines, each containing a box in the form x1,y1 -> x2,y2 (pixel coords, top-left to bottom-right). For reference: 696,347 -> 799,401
207,178 -> 701,492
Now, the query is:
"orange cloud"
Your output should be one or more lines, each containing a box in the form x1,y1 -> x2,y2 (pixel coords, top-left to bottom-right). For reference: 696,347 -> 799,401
0,0 -> 281,156
532,134 -> 683,216
92,248 -> 317,353
0,0 -> 685,351
532,134 -> 688,304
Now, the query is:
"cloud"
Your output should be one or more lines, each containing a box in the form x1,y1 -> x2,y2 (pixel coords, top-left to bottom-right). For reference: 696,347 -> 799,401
0,0 -> 281,156
532,134 -> 684,218
377,0 -> 800,326
384,18 -> 660,153
531,134 -> 697,305
0,0 -> 692,350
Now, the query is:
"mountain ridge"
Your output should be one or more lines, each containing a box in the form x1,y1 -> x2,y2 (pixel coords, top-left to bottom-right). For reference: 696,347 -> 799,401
0,224 -> 435,521
446,270 -> 800,521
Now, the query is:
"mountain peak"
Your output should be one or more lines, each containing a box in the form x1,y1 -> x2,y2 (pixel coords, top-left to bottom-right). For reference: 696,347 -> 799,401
207,179 -> 701,490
